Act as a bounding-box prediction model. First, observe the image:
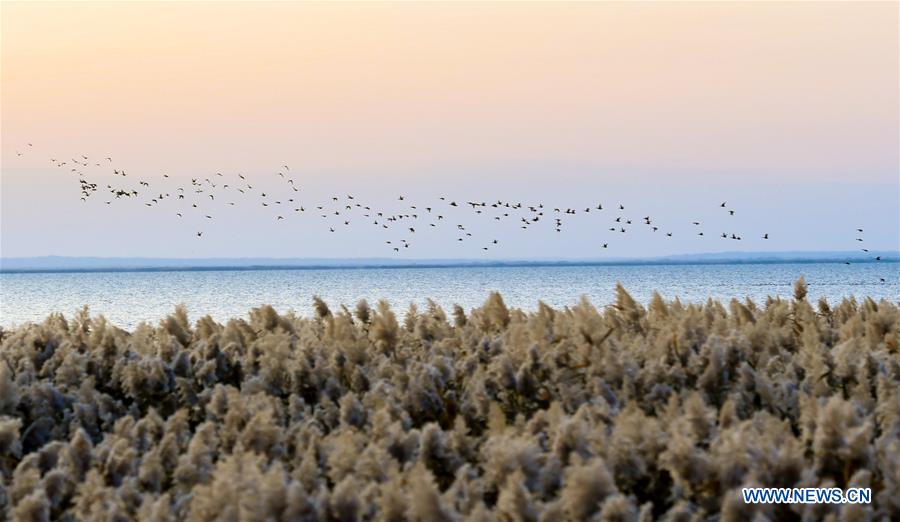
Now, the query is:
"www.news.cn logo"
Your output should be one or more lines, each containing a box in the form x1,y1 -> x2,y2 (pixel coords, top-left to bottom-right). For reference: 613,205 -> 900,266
742,488 -> 872,505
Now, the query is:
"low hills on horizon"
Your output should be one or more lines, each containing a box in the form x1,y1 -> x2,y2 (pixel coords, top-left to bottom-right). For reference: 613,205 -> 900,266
1,250 -> 897,273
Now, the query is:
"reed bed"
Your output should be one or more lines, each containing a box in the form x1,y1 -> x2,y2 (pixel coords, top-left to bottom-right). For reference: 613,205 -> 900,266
1,280 -> 898,521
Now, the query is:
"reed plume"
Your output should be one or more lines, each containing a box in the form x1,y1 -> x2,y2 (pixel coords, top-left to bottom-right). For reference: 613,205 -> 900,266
0,281 -> 897,519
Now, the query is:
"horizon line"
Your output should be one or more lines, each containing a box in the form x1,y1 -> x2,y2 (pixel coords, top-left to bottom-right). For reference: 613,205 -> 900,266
1,250 -> 897,275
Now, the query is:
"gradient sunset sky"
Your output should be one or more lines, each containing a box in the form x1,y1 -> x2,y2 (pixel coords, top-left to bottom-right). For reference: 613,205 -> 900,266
2,1 -> 898,259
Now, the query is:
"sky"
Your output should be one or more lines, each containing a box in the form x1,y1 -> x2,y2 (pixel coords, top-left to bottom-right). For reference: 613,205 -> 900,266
1,1 -> 898,260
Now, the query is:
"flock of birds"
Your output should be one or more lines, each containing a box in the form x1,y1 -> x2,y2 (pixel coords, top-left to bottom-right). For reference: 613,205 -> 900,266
11,143 -> 891,276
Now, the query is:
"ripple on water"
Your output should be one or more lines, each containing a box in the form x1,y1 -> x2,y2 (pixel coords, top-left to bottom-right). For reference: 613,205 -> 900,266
1,263 -> 897,329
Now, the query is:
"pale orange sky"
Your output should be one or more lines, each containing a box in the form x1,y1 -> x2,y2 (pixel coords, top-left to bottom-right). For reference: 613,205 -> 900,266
1,1 -> 898,258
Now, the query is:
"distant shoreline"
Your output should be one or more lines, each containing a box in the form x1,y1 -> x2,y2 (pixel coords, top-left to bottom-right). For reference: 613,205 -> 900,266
2,256 -> 896,275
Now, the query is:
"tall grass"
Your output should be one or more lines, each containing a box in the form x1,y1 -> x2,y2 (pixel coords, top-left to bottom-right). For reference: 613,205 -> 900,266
1,282 -> 898,520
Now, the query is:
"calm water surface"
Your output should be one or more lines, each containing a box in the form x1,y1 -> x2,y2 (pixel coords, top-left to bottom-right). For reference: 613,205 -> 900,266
1,263 -> 897,329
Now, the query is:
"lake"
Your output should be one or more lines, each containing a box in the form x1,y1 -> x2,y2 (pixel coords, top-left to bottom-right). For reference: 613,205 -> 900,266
1,262 -> 897,329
